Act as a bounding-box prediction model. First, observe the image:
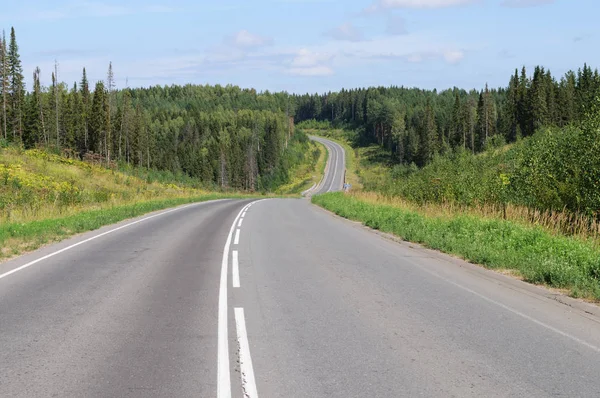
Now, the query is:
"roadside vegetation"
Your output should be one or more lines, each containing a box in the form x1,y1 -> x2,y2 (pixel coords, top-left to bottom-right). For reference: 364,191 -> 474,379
308,98 -> 600,300
0,145 -> 258,260
274,139 -> 324,195
298,122 -> 362,190
313,192 -> 600,300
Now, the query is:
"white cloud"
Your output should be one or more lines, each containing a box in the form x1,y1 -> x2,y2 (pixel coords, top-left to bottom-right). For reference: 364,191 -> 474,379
366,0 -> 478,12
501,0 -> 554,7
443,50 -> 464,64
287,48 -> 334,75
325,23 -> 364,42
230,30 -> 273,48
290,48 -> 333,67
288,66 -> 334,76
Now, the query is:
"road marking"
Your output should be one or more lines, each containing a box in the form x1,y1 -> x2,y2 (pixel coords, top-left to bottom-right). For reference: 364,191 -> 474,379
329,143 -> 338,192
242,211 -> 247,218
218,202 -> 252,398
234,229 -> 241,245
234,308 -> 259,398
422,267 -> 600,354
232,250 -> 240,288
0,200 -> 229,282
238,218 -> 244,227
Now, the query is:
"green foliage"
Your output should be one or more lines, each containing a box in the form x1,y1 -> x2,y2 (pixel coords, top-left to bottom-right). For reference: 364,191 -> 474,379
293,64 -> 600,168
313,192 -> 600,300
0,193 -> 253,259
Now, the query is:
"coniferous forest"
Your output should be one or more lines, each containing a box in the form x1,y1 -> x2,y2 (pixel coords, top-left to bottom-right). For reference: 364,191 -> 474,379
0,28 -> 302,192
2,26 -> 600,190
293,65 -> 599,167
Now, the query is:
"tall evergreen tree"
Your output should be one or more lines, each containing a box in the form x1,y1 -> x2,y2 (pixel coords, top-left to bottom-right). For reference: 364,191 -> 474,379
7,27 -> 25,141
89,81 -> 106,154
0,31 -> 7,140
106,62 -> 115,161
80,68 -> 90,152
24,67 -> 44,147
505,70 -> 519,142
418,99 -> 437,166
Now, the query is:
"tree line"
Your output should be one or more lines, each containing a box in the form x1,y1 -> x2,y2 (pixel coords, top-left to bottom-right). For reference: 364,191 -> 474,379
0,28 -> 301,191
4,24 -> 598,182
293,64 -> 600,167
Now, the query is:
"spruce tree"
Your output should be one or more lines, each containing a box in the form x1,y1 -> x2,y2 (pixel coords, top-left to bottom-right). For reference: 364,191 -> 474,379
505,70 -> 519,142
80,68 -> 90,152
106,62 -> 115,161
418,99 -> 437,166
450,91 -> 462,147
24,67 -> 44,147
0,31 -> 7,140
7,27 -> 25,141
89,81 -> 106,154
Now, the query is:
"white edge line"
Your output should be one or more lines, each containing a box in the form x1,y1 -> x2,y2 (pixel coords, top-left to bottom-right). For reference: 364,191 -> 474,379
422,267 -> 600,354
218,202 -> 252,398
234,307 -> 259,398
232,250 -> 240,288
330,142 -> 339,192
234,229 -> 241,245
0,200 -> 228,282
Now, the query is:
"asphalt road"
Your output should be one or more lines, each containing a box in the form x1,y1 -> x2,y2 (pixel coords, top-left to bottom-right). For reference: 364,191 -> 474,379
309,136 -> 346,194
2,143 -> 600,397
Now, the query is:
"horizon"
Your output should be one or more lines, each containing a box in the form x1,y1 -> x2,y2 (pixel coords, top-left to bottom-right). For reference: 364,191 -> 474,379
2,0 -> 598,94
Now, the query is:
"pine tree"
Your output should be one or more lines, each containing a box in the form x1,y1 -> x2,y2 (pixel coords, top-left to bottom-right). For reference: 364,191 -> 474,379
517,66 -> 530,136
7,27 -> 25,141
89,81 -> 106,154
391,111 -> 406,162
558,71 -> 576,126
24,67 -> 45,147
418,99 -> 437,166
476,92 -> 485,150
80,68 -> 90,152
505,70 -> 519,142
120,89 -> 132,162
450,91 -> 463,147
528,66 -> 549,132
106,62 -> 115,161
0,31 -> 7,140
483,83 -> 496,142
54,60 -> 61,148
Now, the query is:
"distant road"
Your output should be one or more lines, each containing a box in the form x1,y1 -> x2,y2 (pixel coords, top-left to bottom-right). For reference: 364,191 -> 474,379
309,135 -> 346,194
1,142 -> 600,397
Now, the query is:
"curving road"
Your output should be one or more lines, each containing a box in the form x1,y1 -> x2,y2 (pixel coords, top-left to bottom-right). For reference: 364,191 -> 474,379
2,144 -> 600,397
309,136 -> 346,194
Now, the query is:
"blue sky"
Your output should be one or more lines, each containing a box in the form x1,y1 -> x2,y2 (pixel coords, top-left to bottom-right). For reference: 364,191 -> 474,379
2,0 -> 598,93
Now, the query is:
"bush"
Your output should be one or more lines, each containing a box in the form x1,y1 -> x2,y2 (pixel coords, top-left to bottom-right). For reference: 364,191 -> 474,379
376,123 -> 600,217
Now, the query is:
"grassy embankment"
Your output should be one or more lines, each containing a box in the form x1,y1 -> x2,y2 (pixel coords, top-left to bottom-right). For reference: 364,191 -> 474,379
0,147 -> 257,260
307,121 -> 600,301
274,140 -> 326,195
297,124 -> 362,190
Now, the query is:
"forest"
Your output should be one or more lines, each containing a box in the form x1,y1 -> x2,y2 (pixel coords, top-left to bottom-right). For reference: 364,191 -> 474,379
3,24 -> 600,193
293,63 -> 599,167
0,28 -> 305,192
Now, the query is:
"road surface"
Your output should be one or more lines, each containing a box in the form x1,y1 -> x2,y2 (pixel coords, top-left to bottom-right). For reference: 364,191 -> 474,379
1,143 -> 600,397
309,136 -> 346,194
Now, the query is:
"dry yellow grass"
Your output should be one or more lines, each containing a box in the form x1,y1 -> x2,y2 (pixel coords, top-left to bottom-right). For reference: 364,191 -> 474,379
0,147 -> 206,224
351,191 -> 600,245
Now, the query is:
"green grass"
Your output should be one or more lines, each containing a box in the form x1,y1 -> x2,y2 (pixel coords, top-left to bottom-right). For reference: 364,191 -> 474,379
313,192 -> 600,300
275,140 -> 324,195
302,129 -> 362,190
0,193 -> 256,260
